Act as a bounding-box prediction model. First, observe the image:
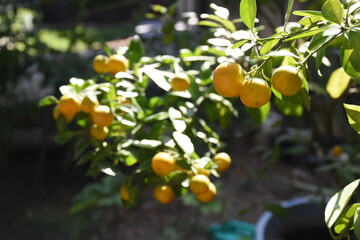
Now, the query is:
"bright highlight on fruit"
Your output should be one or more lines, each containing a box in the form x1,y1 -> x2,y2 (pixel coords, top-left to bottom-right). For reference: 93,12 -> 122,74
271,65 -> 302,96
153,185 -> 175,204
151,152 -> 176,177
171,73 -> 191,91
213,62 -> 245,97
213,152 -> 231,172
107,54 -> 129,75
240,78 -> 271,108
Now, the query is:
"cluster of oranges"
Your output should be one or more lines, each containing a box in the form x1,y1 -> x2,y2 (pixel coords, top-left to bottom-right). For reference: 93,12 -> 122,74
92,54 -> 129,75
120,151 -> 231,204
213,62 -> 303,108
53,94 -> 114,141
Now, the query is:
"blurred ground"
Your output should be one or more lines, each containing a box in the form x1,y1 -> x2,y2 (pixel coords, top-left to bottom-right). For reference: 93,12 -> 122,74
0,127 -> 338,240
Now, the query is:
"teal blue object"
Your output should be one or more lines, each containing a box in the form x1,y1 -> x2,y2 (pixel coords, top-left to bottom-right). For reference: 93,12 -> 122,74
207,220 -> 255,240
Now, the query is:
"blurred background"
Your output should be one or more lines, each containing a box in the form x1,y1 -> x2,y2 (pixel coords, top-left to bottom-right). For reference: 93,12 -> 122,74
1,0 -> 359,239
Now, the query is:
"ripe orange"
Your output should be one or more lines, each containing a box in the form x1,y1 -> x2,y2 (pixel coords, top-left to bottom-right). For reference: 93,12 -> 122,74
91,105 -> 114,127
120,185 -> 131,201
213,62 -> 245,97
331,145 -> 343,156
171,73 -> 190,91
107,54 -> 129,75
58,95 -> 81,122
189,174 -> 211,194
90,124 -> 109,140
240,78 -> 271,108
81,95 -> 99,114
196,182 -> 217,202
92,55 -> 109,74
153,185 -> 175,204
271,65 -> 302,96
151,152 -> 176,177
213,152 -> 231,172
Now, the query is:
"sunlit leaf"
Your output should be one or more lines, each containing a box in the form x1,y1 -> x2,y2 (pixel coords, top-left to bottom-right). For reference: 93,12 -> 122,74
260,38 -> 280,55
285,27 -> 328,42
240,0 -> 257,30
274,97 -> 303,117
245,102 -> 271,124
143,67 -> 171,91
38,95 -> 58,107
173,131 -> 194,154
293,10 -> 323,17
343,104 -> 360,134
325,179 -> 360,228
321,0 -> 344,24
341,30 -> 360,83
284,0 -> 295,31
169,107 -> 187,132
354,208 -> 360,239
198,20 -> 222,28
200,14 -> 236,32
326,67 -> 351,99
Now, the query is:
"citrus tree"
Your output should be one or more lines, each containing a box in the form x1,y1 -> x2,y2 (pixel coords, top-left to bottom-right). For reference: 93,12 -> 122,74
39,0 -> 360,238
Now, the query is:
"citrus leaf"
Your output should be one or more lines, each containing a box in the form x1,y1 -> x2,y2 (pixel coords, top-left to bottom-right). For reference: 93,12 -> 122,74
172,131 -> 194,154
285,27 -> 328,42
333,203 -> 360,235
274,97 -> 303,117
343,104 -> 360,134
293,10 -> 323,17
284,0 -> 295,31
325,179 -> 360,229
231,39 -> 249,49
132,139 -> 162,149
260,38 -> 280,55
245,102 -> 271,124
128,35 -> 145,67
321,0 -> 344,24
169,107 -> 187,133
341,30 -> 360,83
143,68 -> 171,91
38,95 -> 58,107
326,67 -> 351,99
198,20 -> 222,28
354,208 -> 360,239
200,14 -> 236,33
240,0 -> 257,30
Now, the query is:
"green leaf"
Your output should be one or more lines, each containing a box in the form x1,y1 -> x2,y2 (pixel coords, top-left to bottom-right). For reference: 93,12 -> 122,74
315,45 -> 327,76
132,139 -> 162,149
326,67 -> 351,99
172,131 -> 194,154
284,0 -> 295,31
143,68 -> 171,91
245,102 -> 271,124
169,107 -> 187,133
231,40 -> 249,49
285,27 -> 328,42
198,20 -> 222,28
260,38 -> 280,55
38,95 -> 58,107
274,97 -> 303,117
240,0 -> 257,30
321,0 -> 344,24
54,130 -> 75,144
293,10 -> 323,18
354,208 -> 360,239
341,30 -> 360,83
128,35 -> 145,67
343,104 -> 360,134
325,179 -> 360,229
333,203 -> 360,235
200,14 -> 236,33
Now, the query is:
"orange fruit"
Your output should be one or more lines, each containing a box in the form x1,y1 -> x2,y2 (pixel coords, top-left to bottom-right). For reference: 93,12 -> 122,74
213,152 -> 231,172
153,185 -> 175,204
91,105 -> 114,127
107,54 -> 129,74
120,185 -> 131,201
240,78 -> 271,108
58,95 -> 81,122
189,174 -> 210,194
53,105 -> 60,119
151,152 -> 176,177
81,95 -> 98,114
331,145 -> 343,156
271,65 -> 302,96
92,55 -> 109,74
171,73 -> 190,91
90,124 -> 109,140
196,182 -> 217,202
213,62 -> 245,97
